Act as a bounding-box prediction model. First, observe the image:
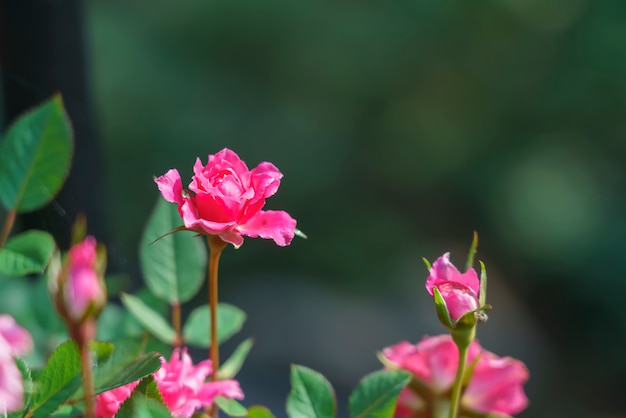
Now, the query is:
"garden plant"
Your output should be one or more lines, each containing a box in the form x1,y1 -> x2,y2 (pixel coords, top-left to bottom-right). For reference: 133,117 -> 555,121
0,96 -> 528,418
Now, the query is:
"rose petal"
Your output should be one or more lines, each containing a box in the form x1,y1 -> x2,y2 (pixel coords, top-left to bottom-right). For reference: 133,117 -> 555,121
249,162 -> 283,199
0,315 -> 33,357
0,351 -> 24,413
155,169 -> 184,205
237,210 -> 296,246
426,253 -> 480,296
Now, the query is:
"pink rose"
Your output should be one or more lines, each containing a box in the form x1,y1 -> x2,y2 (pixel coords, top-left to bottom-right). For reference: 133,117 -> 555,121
95,348 -> 244,418
155,148 -> 297,247
94,381 -> 138,418
0,316 -> 32,414
0,345 -> 24,414
0,315 -> 33,357
64,236 -> 106,321
382,335 -> 528,417
425,252 -> 480,321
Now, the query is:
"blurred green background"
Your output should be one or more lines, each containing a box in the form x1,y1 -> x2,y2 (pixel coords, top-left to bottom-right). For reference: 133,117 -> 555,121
5,0 -> 626,416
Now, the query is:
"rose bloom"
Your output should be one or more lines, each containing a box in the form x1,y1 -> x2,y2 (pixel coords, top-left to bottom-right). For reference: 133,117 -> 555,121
0,315 -> 33,413
155,148 -> 297,248
382,335 -> 528,417
96,348 -> 244,418
425,253 -> 481,321
0,314 -> 33,357
64,236 -> 106,321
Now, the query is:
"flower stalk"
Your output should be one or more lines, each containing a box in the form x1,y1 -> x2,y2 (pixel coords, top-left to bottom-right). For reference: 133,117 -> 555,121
0,208 -> 16,248
448,343 -> 469,418
207,235 -> 227,418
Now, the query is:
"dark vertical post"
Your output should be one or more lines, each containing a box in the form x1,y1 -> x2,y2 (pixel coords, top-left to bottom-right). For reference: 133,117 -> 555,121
0,0 -> 109,251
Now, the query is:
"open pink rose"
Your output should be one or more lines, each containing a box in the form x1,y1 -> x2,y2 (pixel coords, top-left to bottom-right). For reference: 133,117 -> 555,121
155,148 -> 297,247
96,348 -> 244,418
425,252 -> 480,321
383,335 -> 528,417
64,236 -> 106,321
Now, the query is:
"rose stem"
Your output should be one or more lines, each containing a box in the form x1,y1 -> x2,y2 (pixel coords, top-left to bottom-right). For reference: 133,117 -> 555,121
77,320 -> 97,418
207,235 -> 227,418
172,302 -> 183,348
0,208 -> 16,248
448,344 -> 469,418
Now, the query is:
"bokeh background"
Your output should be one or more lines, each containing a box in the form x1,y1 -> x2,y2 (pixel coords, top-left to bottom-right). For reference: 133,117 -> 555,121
2,0 -> 625,417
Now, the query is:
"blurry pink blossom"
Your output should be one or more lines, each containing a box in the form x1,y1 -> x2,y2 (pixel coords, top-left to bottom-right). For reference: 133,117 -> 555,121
0,315 -> 32,414
383,335 -> 528,417
155,148 -> 296,247
64,236 -> 105,321
0,314 -> 33,357
425,253 -> 480,321
95,348 -> 244,418
94,381 -> 138,418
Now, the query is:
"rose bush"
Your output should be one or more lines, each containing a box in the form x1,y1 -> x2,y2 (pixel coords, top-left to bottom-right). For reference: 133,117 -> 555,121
95,347 -> 244,418
425,253 -> 481,321
155,148 -> 297,247
383,335 -> 528,417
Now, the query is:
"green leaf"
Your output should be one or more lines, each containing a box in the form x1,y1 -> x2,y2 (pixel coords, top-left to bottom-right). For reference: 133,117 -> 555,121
215,397 -> 248,416
30,340 -> 82,417
116,375 -> 172,418
140,198 -> 207,304
287,364 -> 336,418
121,292 -> 175,344
465,231 -> 479,271
478,260 -> 487,307
0,230 -> 56,276
219,338 -> 254,379
348,370 -> 411,418
183,303 -> 246,347
91,337 -> 162,395
0,94 -> 73,212
248,406 -> 276,418
91,340 -> 115,365
432,286 -> 454,330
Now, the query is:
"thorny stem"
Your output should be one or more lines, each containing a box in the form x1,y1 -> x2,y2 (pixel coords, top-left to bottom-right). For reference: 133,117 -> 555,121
207,235 -> 227,418
0,208 -> 16,248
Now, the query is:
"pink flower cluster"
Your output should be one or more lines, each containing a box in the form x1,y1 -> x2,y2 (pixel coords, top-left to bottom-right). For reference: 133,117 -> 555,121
0,315 -> 33,413
95,348 -> 244,418
425,253 -> 481,321
383,335 -> 528,417
155,148 -> 297,248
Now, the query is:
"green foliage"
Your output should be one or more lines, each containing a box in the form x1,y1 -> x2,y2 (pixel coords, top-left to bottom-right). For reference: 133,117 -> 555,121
348,370 -> 411,418
219,338 -> 254,379
478,260 -> 487,307
120,292 -> 176,344
91,337 -> 162,394
287,365 -> 336,418
116,375 -> 172,418
0,95 -> 73,212
183,303 -> 246,347
29,340 -> 82,417
247,406 -> 276,418
432,286 -> 454,330
140,198 -> 207,304
215,397 -> 248,417
0,230 -> 55,276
